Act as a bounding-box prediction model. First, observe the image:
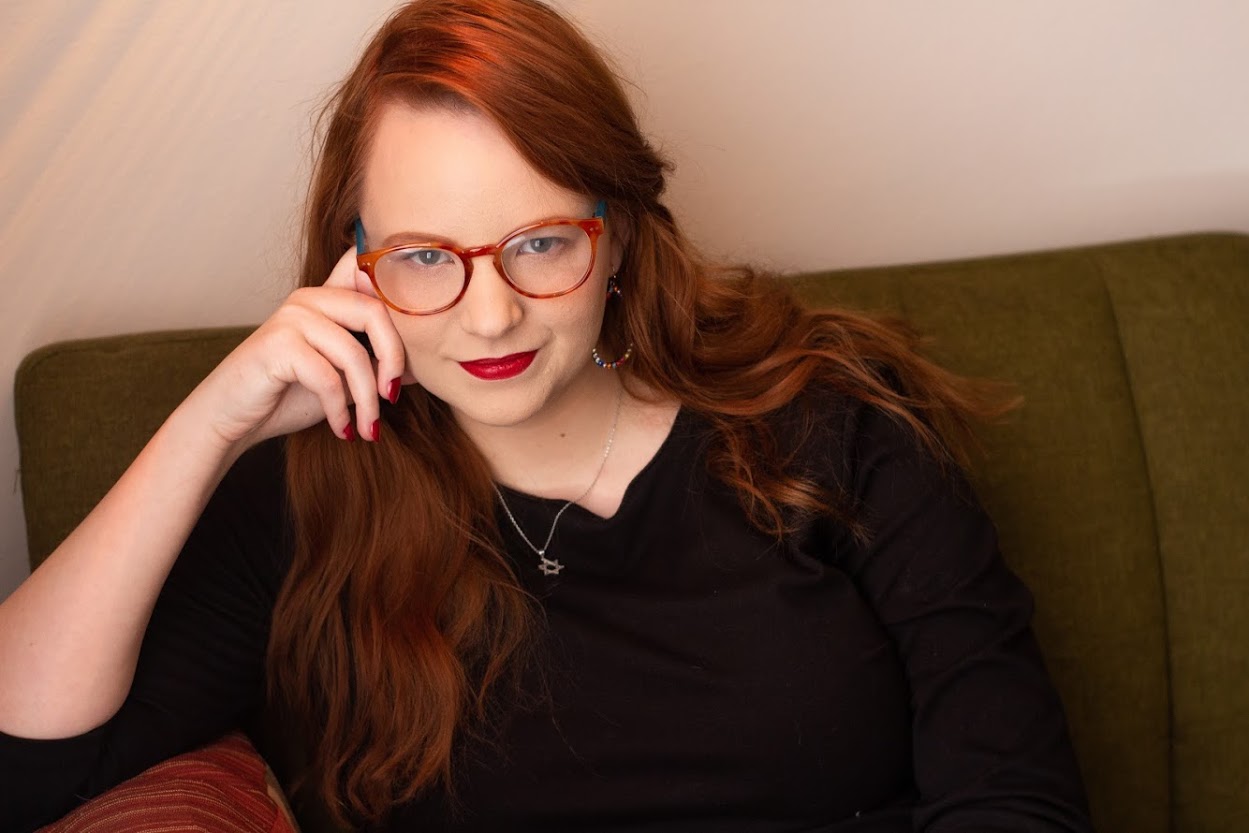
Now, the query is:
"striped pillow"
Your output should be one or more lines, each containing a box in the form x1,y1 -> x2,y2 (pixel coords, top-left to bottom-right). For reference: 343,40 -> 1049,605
38,732 -> 299,833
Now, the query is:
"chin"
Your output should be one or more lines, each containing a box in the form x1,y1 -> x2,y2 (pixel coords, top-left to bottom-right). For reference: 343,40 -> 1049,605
452,399 -> 545,430
430,379 -> 545,426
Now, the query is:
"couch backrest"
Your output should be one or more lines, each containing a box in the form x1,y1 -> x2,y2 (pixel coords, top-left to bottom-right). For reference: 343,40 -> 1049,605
16,233 -> 1249,833
790,232 -> 1249,833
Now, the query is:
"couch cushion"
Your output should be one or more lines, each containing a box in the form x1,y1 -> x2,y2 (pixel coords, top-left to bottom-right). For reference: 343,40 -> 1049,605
1096,234 -> 1249,833
35,731 -> 298,833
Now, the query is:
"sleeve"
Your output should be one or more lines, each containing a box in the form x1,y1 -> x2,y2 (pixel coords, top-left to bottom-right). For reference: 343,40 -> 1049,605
831,401 -> 1093,833
0,439 -> 291,833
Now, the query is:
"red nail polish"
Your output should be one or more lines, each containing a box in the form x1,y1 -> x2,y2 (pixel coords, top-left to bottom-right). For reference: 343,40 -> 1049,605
370,419 -> 380,442
343,423 -> 356,442
387,377 -> 401,405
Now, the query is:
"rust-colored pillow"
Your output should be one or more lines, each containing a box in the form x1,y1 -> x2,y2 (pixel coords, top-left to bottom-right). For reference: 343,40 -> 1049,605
37,732 -> 299,833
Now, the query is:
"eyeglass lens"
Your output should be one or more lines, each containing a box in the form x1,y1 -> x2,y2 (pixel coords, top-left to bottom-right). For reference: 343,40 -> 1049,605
375,223 -> 593,313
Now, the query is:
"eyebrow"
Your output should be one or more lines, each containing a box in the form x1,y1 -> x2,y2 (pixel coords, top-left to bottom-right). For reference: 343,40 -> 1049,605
377,229 -> 457,249
368,207 -> 598,251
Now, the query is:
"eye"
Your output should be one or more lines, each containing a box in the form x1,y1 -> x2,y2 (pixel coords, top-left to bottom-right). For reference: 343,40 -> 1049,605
401,247 -> 455,267
517,236 -> 564,256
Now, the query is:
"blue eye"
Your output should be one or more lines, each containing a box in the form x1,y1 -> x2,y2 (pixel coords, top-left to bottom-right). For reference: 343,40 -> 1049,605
402,248 -> 455,267
518,236 -> 563,256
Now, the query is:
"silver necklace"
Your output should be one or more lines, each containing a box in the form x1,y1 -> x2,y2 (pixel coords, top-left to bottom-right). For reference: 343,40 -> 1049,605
492,386 -> 623,576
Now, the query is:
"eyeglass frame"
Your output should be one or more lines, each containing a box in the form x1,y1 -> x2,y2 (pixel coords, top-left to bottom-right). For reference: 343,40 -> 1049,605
353,200 -> 607,316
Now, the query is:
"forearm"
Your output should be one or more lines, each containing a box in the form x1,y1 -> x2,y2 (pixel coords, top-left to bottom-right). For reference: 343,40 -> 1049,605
0,395 -> 243,739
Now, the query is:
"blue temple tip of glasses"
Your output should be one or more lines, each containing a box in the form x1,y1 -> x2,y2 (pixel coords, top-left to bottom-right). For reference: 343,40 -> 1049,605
594,199 -> 606,219
354,218 -> 365,253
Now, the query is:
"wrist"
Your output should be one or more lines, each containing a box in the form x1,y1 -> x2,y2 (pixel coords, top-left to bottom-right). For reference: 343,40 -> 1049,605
162,388 -> 251,480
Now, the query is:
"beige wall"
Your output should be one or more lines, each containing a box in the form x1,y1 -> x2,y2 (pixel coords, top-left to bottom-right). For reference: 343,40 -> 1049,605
3,0 -> 1248,596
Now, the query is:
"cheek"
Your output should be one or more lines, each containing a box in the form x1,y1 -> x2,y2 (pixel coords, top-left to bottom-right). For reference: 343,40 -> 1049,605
390,317 -> 444,383
554,286 -> 609,346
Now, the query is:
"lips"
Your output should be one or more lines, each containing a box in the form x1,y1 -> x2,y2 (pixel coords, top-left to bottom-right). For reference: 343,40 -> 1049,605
458,350 -> 537,380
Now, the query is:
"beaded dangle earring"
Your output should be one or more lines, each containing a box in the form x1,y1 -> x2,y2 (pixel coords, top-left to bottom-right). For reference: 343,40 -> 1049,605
592,274 -> 635,370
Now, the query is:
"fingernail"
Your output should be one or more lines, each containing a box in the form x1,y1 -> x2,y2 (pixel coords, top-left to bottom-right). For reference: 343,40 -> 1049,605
343,423 -> 356,442
387,377 -> 401,405
370,419 -> 380,443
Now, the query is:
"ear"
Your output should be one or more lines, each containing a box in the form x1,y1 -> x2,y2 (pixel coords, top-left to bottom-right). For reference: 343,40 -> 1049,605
607,228 -> 628,277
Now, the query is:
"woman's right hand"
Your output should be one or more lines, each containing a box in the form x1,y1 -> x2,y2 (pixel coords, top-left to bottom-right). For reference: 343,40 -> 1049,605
0,247 -> 410,741
192,246 -> 409,453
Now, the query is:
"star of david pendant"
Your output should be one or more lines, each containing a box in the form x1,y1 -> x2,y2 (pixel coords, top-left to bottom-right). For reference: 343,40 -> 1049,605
538,555 -> 564,576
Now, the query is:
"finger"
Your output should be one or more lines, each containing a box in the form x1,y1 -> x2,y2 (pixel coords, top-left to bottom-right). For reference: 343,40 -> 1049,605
291,275 -> 409,405
362,308 -> 408,404
293,310 -> 387,441
274,335 -> 355,441
322,245 -> 363,290
333,245 -> 412,394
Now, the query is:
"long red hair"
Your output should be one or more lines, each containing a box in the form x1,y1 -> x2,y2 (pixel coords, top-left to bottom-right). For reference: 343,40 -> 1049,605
268,0 -> 1013,826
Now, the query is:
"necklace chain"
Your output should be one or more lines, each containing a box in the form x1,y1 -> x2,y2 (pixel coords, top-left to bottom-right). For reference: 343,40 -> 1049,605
493,386 -> 623,576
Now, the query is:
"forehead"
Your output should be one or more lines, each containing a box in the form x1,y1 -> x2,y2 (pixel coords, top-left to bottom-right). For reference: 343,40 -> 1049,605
359,101 -> 590,241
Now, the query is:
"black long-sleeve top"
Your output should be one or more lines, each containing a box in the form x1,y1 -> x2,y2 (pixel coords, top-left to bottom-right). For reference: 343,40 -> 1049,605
1,389 -> 1092,832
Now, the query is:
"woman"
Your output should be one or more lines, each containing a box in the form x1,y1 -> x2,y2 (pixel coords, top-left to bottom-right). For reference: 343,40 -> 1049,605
0,0 -> 1091,830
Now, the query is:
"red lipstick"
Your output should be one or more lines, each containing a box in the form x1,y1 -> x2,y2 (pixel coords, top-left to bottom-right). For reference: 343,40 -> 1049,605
459,350 -> 537,380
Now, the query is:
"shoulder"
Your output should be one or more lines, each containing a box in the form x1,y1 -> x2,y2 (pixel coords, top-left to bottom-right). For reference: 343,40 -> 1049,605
781,382 -> 984,540
777,383 -> 927,480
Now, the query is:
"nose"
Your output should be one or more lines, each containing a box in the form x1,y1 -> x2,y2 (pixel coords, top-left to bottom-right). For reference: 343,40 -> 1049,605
456,254 -> 523,339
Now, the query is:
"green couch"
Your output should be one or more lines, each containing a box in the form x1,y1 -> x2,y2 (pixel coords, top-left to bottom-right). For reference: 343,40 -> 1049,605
15,232 -> 1249,832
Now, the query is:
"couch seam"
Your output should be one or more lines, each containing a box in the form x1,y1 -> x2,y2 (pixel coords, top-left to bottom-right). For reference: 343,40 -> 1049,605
1094,248 -> 1177,833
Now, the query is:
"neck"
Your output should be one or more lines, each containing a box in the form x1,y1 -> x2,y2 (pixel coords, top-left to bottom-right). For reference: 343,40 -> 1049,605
455,369 -> 626,500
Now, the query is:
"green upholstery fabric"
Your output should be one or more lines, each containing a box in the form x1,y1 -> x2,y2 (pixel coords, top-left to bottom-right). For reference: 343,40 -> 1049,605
1096,239 -> 1249,833
14,232 -> 1249,833
16,327 -> 251,565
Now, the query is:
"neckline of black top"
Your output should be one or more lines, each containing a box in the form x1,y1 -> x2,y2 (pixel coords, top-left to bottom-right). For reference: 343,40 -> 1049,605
493,405 -> 696,527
